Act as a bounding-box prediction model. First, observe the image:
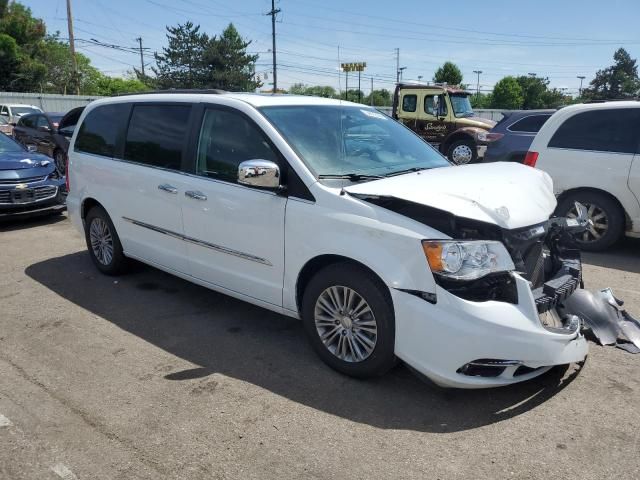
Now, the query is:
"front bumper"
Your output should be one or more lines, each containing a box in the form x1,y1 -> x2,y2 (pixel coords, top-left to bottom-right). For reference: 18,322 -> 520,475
392,272 -> 588,388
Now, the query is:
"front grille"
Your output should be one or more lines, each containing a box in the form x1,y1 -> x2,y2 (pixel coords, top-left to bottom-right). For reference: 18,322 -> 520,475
0,175 -> 47,185
0,185 -> 57,205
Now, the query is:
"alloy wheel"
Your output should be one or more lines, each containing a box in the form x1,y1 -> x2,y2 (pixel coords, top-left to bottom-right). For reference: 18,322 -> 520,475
314,286 -> 377,363
451,144 -> 473,164
89,217 -> 114,266
568,202 -> 608,243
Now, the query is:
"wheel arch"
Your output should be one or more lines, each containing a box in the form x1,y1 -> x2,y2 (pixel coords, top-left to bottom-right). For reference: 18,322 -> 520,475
81,197 -> 104,220
295,254 -> 392,315
440,130 -> 475,154
556,187 -> 631,230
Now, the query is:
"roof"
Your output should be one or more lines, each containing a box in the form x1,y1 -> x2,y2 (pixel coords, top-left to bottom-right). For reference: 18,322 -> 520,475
396,83 -> 471,95
90,91 -> 367,109
3,104 -> 41,108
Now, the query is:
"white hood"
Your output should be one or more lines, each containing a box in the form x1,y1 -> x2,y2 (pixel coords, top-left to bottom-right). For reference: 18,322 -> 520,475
344,163 -> 556,230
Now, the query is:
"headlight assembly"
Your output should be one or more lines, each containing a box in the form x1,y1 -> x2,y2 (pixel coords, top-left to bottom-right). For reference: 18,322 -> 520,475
422,240 -> 515,281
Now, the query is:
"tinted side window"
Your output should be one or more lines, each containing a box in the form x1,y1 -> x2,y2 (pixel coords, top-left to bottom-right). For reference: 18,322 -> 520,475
20,115 -> 35,128
508,114 -> 551,133
548,109 -> 640,154
76,103 -> 131,157
124,104 -> 191,169
36,116 -> 49,129
402,95 -> 417,112
196,108 -> 279,182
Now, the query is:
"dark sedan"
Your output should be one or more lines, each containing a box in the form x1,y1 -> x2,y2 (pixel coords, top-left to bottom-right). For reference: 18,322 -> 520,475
0,133 -> 66,219
12,112 -> 73,174
481,110 -> 555,163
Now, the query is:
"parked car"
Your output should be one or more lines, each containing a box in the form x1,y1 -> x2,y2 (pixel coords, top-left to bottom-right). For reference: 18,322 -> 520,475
66,92 -> 588,388
392,83 -> 496,164
0,117 -> 12,136
526,101 -> 640,251
481,110 -> 555,163
0,132 -> 66,219
13,112 -> 71,173
0,103 -> 43,124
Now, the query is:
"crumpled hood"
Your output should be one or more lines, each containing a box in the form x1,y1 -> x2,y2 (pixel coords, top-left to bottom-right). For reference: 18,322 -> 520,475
0,151 -> 53,171
344,163 -> 556,230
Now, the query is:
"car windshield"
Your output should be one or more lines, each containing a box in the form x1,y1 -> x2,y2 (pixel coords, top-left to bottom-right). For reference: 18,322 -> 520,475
12,107 -> 40,116
0,132 -> 24,153
260,105 -> 450,180
450,95 -> 474,118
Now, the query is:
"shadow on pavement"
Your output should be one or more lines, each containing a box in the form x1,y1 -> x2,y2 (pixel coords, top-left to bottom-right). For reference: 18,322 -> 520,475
582,237 -> 640,275
0,211 -> 67,232
26,251 -> 582,433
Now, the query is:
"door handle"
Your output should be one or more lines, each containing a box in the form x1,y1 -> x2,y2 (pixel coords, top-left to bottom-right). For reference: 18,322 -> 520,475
185,190 -> 207,201
158,184 -> 178,194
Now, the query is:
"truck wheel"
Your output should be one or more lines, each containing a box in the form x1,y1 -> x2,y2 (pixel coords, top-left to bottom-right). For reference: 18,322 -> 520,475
556,191 -> 624,251
447,139 -> 477,165
301,263 -> 396,378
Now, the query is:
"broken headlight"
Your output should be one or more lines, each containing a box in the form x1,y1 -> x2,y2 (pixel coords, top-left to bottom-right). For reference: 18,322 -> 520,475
422,240 -> 515,281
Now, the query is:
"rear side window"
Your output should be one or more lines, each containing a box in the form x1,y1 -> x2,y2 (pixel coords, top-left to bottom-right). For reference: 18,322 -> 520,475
548,109 -> 640,154
508,114 -> 551,133
75,103 -> 131,157
124,104 -> 191,170
196,108 -> 279,182
20,115 -> 35,128
402,95 -> 417,112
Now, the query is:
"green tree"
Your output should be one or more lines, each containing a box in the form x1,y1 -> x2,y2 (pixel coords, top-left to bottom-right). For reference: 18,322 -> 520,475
364,88 -> 391,106
153,22 -> 210,89
0,33 -> 19,89
491,76 -> 523,109
470,92 -> 493,109
203,23 -> 260,91
287,83 -> 337,98
433,62 -> 463,85
90,75 -> 149,96
583,48 -> 640,100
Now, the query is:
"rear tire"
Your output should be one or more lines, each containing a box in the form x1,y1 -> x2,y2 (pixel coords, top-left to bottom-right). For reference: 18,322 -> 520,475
84,206 -> 128,275
447,139 -> 477,165
301,263 -> 396,378
556,191 -> 624,251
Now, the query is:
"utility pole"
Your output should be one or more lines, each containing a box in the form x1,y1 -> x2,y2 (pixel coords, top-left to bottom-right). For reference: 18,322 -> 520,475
358,70 -> 362,103
66,0 -> 79,95
370,77 -> 374,106
136,37 -> 145,77
267,0 -> 280,93
473,70 -> 482,101
398,67 -> 406,82
395,48 -> 400,84
577,75 -> 586,96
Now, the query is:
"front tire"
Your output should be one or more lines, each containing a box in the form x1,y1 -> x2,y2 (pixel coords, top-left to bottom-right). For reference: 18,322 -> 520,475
447,139 -> 477,165
556,191 -> 624,251
301,263 -> 396,378
84,206 -> 128,275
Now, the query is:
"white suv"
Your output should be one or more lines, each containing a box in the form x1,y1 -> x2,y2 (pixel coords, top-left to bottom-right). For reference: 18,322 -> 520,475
0,103 -> 43,125
66,92 -> 588,388
527,101 -> 640,250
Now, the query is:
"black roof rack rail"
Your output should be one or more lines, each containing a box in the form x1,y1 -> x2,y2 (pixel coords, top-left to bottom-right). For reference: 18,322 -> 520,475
584,98 -> 638,103
114,89 -> 227,97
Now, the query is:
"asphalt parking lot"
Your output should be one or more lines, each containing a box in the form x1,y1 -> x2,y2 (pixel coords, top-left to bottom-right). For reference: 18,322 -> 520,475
1,214 -> 639,480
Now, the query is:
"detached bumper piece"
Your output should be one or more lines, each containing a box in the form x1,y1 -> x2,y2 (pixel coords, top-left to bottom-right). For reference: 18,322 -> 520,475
560,288 -> 640,353
533,256 -> 581,314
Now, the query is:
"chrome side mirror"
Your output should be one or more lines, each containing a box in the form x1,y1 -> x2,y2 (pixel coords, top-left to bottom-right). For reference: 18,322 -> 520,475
238,159 -> 280,189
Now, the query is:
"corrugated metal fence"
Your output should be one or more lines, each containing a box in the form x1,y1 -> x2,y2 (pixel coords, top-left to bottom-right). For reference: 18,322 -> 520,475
0,91 -> 102,113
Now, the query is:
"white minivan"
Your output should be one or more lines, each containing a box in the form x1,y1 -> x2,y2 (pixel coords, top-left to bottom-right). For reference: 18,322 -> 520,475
526,101 -> 640,250
66,92 -> 588,388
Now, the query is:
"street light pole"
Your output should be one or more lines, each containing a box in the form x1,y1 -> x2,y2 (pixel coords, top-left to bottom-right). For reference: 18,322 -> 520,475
473,70 -> 482,101
398,67 -> 406,82
577,75 -> 586,96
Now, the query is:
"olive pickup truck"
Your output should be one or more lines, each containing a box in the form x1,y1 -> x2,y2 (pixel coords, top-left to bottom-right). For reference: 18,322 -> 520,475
392,83 -> 496,164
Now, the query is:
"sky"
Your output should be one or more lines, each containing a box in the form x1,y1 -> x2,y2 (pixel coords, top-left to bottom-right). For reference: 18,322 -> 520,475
22,0 -> 640,95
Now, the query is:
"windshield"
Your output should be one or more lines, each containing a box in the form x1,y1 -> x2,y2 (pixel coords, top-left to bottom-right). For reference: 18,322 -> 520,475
450,95 -> 474,118
0,132 -> 24,153
260,105 -> 450,180
12,107 -> 41,116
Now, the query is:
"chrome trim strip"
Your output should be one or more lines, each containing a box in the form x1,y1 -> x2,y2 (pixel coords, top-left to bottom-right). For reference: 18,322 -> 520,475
122,216 -> 272,266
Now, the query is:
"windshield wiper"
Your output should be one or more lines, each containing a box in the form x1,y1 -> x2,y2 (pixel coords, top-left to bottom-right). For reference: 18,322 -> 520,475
318,173 -> 384,181
385,167 -> 431,177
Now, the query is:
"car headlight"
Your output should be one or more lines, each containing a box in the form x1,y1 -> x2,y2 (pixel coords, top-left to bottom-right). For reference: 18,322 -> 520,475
422,240 -> 515,281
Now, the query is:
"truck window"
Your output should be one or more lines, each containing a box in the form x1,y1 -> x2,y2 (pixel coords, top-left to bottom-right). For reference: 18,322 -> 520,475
402,95 -> 417,112
424,95 -> 437,116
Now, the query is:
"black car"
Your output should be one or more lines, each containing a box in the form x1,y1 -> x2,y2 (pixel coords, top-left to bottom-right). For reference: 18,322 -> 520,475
12,111 -> 78,174
0,132 -> 66,219
481,110 -> 555,163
